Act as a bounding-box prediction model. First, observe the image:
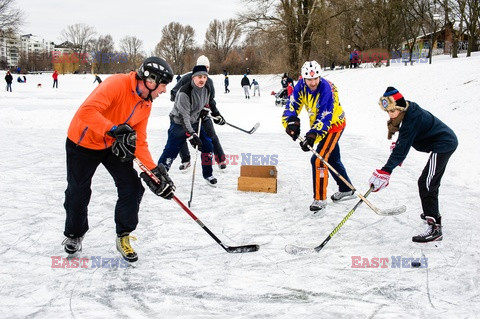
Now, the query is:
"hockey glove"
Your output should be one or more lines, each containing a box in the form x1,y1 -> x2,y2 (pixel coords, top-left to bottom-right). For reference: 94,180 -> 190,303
140,164 -> 176,199
186,131 -> 202,151
108,124 -> 136,161
198,105 -> 211,121
300,132 -> 316,152
211,112 -> 226,125
285,116 -> 300,141
369,169 -> 391,192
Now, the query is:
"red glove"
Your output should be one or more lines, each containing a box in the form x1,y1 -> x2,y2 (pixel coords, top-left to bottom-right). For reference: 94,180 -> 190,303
369,169 -> 390,192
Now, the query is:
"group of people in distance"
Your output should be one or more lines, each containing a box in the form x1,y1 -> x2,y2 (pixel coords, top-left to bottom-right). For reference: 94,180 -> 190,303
62,56 -> 457,263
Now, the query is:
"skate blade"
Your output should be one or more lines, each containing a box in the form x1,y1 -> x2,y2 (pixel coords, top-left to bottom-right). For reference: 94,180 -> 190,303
412,240 -> 443,249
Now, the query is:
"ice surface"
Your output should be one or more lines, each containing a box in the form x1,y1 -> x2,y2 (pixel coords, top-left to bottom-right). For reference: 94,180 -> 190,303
1,54 -> 479,318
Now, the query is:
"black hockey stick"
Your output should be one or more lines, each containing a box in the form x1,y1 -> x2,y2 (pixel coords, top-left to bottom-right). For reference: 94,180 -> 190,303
297,136 -> 405,216
285,187 -> 373,255
134,158 -> 259,254
225,121 -> 259,134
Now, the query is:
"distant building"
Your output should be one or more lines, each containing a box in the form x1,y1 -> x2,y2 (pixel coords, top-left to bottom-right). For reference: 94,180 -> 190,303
0,32 -> 54,69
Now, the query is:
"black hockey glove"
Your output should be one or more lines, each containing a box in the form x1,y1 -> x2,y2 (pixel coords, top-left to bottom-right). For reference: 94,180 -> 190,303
198,105 -> 211,121
211,112 -> 226,125
186,131 -> 202,151
108,124 -> 136,161
300,132 -> 316,152
140,164 -> 176,199
285,116 -> 300,141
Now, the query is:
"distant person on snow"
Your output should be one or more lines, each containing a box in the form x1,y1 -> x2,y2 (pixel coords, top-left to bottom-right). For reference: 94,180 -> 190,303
283,60 -> 354,213
52,70 -> 59,88
93,74 -> 102,84
169,55 -> 227,171
252,79 -> 260,96
241,74 -> 251,99
369,87 -> 458,243
62,57 -> 176,263
224,74 -> 230,93
5,71 -> 13,91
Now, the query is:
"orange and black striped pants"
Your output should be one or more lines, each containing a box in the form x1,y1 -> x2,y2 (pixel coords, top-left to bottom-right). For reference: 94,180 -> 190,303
310,129 -> 352,200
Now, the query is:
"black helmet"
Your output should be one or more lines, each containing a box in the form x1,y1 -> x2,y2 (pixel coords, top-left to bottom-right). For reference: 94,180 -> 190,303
137,57 -> 173,85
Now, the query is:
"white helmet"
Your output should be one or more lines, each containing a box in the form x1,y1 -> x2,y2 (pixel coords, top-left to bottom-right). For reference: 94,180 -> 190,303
301,61 -> 321,79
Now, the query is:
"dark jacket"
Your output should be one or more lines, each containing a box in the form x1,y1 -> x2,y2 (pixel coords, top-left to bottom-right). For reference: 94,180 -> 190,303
382,101 -> 458,173
5,73 -> 13,84
241,76 -> 250,87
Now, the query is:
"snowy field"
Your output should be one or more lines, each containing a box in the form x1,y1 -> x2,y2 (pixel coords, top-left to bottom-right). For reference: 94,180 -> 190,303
1,54 -> 479,318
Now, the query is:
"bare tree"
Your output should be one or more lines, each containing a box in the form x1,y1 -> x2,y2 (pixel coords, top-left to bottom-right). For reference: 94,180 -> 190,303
90,35 -> 115,73
204,19 -> 242,71
119,36 -> 144,71
154,22 -> 195,74
0,0 -> 23,33
61,23 -> 96,54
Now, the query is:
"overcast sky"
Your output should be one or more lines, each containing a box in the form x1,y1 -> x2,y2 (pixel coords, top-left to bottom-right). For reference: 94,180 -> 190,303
19,0 -> 244,53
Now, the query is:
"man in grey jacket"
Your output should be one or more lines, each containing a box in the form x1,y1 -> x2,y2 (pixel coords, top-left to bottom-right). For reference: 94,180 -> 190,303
158,65 -> 217,186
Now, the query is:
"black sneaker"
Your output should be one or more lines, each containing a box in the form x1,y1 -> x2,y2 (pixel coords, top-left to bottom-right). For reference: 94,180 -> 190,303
412,217 -> 443,243
116,233 -> 138,262
205,176 -> 217,187
62,236 -> 84,254
218,161 -> 227,170
330,190 -> 355,202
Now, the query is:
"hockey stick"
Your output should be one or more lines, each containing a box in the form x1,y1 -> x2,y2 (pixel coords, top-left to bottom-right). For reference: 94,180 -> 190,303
134,158 -> 260,254
285,187 -> 373,255
188,117 -> 202,207
225,120 -> 260,134
298,136 -> 405,216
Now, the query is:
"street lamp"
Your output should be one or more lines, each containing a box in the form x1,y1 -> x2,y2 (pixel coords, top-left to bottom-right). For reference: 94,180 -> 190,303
325,40 -> 329,70
429,13 -> 441,64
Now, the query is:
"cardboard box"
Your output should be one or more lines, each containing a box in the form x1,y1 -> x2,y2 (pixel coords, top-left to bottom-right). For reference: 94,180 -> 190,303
237,165 -> 277,193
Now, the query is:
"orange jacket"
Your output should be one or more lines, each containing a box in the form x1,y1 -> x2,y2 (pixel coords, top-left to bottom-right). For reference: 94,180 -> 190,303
67,71 -> 157,169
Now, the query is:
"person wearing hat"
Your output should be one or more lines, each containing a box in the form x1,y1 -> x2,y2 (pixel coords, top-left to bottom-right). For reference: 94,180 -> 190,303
62,57 -> 176,262
93,74 -> 102,84
369,86 -> 458,243
169,55 -> 227,171
283,60 -> 354,214
158,64 -> 218,186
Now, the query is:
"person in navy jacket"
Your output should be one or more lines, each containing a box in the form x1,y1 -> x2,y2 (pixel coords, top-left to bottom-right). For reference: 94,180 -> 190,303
369,87 -> 458,243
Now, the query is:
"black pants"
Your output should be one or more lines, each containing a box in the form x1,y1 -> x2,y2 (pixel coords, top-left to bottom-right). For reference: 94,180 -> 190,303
63,139 -> 144,238
418,150 -> 455,221
179,118 -> 225,164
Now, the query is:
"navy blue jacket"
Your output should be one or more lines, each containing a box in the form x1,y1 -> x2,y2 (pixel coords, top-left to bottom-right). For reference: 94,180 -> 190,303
382,101 -> 458,173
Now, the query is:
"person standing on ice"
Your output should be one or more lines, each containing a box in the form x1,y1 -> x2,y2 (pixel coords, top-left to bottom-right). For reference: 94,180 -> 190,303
52,70 -> 58,88
169,55 -> 227,171
62,57 -> 176,263
252,78 -> 260,96
241,74 -> 251,99
4,71 -> 13,92
369,87 -> 458,243
283,60 -> 354,213
158,64 -> 219,186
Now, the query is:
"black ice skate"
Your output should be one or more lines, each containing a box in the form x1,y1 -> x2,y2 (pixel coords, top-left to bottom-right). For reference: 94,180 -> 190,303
412,216 -> 443,243
62,236 -> 84,254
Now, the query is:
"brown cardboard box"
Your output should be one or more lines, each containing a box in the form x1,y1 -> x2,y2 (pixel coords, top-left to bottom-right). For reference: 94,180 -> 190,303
237,165 -> 277,193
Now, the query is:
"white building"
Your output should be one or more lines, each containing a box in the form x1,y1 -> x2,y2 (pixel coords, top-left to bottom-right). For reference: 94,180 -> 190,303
0,32 -> 54,69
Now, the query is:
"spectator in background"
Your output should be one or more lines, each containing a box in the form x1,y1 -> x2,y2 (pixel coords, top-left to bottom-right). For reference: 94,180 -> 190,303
241,74 -> 251,99
224,74 -> 230,93
176,74 -> 181,82
93,74 -> 102,84
5,71 -> 13,92
52,70 -> 59,88
252,79 -> 260,97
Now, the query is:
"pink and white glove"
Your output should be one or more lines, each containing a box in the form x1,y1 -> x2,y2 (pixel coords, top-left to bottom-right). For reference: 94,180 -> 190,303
369,169 -> 391,192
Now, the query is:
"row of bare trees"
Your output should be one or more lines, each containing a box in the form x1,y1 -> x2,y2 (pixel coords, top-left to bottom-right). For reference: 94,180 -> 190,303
2,0 -> 479,76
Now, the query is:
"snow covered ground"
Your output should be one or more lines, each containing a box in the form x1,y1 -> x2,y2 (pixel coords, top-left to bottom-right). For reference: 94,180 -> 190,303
1,53 -> 479,318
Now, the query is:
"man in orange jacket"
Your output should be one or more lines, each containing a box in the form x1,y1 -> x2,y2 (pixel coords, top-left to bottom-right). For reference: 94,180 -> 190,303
63,57 -> 176,263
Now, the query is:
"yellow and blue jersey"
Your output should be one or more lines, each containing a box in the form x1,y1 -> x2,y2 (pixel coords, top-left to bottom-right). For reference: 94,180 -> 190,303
282,78 -> 346,142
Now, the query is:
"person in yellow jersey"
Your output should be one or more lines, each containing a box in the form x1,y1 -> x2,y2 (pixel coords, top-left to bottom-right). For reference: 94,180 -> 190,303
282,60 -> 354,214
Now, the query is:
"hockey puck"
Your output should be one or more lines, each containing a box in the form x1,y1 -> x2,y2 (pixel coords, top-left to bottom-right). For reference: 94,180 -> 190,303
411,261 -> 421,268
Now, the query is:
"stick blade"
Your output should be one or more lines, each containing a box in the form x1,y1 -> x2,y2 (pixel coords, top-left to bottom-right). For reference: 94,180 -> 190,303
284,244 -> 316,255
377,205 -> 407,216
225,244 -> 259,253
249,122 -> 260,134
